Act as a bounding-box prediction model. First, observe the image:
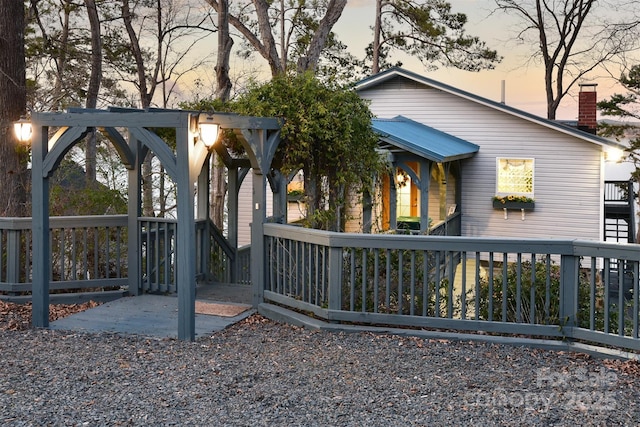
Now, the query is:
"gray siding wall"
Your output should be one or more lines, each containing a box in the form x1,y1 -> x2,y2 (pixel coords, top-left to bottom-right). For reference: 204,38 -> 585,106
360,78 -> 603,240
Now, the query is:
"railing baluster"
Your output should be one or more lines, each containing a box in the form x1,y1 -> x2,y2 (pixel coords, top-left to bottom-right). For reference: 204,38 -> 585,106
530,253 -> 536,324
619,259 -> 625,337
361,248 -> 367,313
447,251 -> 454,319
374,249 -> 380,314
634,261 -> 639,338
397,250 -> 404,315
434,251 -> 440,318
422,250 -> 428,317
350,248 -> 356,312
516,253 -> 522,323
460,251 -> 467,320
94,226 -> 99,280
604,258 -> 610,334
589,257 -> 596,331
545,255 -> 551,324
486,252 -> 492,321
502,253 -> 508,323
410,250 -> 416,316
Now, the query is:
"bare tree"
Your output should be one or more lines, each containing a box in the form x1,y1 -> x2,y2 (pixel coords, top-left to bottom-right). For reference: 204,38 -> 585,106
0,0 -> 30,216
107,0 -> 214,216
205,0 -> 348,76
495,0 -> 639,120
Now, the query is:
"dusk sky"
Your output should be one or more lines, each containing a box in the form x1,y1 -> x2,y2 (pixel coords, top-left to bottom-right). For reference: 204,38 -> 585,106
335,0 -> 630,121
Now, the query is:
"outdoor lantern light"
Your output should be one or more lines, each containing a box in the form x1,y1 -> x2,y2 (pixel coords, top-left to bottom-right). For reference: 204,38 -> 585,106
13,116 -> 32,142
605,146 -> 624,163
198,114 -> 219,148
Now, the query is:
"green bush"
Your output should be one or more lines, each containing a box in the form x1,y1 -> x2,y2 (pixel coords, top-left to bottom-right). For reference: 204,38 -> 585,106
344,247 -> 460,318
470,257 -> 636,334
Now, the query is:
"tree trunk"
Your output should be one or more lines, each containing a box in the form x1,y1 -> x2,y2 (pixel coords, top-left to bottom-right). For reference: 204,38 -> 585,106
296,0 -> 347,73
215,0 -> 233,102
0,0 -> 30,217
371,0 -> 382,74
210,154 -> 226,228
84,0 -> 102,184
122,0 -> 156,216
210,0 -> 233,228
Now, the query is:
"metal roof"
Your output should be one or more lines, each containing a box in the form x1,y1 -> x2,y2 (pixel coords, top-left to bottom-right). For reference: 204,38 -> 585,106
372,116 -> 479,162
357,67 -> 626,151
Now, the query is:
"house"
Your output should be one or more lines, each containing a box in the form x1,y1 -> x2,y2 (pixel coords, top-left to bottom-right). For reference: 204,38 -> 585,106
353,67 -> 627,241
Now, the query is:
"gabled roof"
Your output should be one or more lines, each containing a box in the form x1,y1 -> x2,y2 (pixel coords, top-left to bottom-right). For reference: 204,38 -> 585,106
372,116 -> 479,162
356,67 -> 625,150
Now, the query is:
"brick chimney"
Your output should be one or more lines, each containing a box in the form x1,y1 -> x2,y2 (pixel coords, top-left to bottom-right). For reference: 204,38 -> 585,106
578,83 -> 598,134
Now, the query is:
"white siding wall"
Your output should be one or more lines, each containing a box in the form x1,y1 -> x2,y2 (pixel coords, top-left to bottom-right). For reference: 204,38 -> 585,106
360,78 -> 604,240
237,174 -> 274,247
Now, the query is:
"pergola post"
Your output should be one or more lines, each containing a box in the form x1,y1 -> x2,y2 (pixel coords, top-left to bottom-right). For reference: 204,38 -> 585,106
127,135 -> 141,296
176,121 -> 197,341
251,169 -> 267,307
31,121 -> 50,328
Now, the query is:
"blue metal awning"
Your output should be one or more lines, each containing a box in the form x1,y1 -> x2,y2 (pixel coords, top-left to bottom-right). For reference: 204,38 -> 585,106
372,116 -> 479,162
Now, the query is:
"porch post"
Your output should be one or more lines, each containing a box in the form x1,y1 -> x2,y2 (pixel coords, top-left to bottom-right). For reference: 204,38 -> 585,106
419,160 -> 432,234
176,119 -> 196,341
362,188 -> 372,233
31,121 -> 50,328
560,254 -> 579,329
389,170 -> 397,230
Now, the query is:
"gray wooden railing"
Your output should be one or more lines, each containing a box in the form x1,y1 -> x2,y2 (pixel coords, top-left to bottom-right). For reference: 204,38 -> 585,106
0,214 -> 250,302
0,215 -> 129,300
262,223 -> 640,352
139,217 -> 176,293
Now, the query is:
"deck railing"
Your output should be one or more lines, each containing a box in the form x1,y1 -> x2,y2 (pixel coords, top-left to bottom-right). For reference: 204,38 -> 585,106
263,223 -> 640,352
604,180 -> 635,204
0,215 -> 129,299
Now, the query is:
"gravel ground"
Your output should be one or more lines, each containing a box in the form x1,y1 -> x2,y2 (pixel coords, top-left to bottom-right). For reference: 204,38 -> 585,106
1,314 -> 640,426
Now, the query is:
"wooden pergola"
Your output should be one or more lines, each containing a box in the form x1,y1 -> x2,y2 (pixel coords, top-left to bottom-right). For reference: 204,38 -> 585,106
30,108 -> 280,340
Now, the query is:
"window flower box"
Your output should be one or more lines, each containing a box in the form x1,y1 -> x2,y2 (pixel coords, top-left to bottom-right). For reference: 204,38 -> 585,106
492,196 -> 535,210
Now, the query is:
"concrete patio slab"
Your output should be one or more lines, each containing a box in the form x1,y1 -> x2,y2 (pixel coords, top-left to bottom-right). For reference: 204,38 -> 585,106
50,287 -> 254,339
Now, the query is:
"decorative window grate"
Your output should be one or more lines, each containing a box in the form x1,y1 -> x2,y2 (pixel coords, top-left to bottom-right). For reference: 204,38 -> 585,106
497,158 -> 534,195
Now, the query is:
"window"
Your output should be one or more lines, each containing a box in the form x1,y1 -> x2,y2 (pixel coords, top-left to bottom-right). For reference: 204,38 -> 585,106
496,158 -> 534,196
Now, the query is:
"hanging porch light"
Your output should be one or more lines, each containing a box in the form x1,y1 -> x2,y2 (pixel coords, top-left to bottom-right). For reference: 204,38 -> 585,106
13,116 -> 32,142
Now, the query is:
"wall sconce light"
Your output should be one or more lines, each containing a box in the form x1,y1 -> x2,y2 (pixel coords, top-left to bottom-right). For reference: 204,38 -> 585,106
13,116 -> 32,142
605,146 -> 624,163
198,114 -> 219,148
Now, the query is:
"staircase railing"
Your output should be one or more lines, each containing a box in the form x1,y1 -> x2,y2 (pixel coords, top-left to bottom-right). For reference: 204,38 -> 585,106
604,180 -> 636,243
195,218 -> 236,283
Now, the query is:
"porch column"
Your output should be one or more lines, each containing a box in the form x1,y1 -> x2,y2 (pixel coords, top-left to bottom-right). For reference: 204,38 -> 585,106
419,159 -> 432,234
389,170 -> 398,230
